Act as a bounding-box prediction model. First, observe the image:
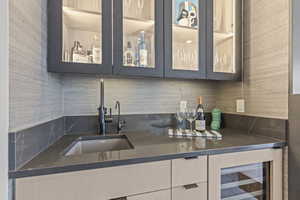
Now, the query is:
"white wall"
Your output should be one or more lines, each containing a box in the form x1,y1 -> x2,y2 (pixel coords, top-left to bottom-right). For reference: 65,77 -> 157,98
0,0 -> 9,198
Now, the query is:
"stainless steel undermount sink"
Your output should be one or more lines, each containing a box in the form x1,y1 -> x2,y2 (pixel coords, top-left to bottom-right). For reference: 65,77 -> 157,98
64,135 -> 134,156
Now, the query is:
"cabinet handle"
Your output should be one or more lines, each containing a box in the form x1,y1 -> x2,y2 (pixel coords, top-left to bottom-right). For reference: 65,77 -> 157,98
110,197 -> 127,200
184,156 -> 199,160
183,183 -> 199,190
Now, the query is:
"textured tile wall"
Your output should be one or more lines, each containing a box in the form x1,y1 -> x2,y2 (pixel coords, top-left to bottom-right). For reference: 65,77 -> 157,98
9,0 -> 63,132
216,0 -> 290,119
62,75 -> 218,116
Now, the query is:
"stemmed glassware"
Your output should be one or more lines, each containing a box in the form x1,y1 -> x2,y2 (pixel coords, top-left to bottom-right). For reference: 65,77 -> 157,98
176,109 -> 186,134
186,107 -> 197,134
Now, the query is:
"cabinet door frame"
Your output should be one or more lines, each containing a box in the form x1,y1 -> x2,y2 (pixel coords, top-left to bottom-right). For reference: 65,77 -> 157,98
164,0 -> 207,79
206,0 -> 243,81
47,0 -> 113,74
208,149 -> 283,200
113,0 -> 164,78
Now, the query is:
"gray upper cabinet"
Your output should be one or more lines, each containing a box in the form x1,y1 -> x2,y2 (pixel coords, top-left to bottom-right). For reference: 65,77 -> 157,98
48,0 -> 113,74
48,0 -> 243,81
164,0 -> 207,79
206,0 -> 243,80
113,0 -> 164,78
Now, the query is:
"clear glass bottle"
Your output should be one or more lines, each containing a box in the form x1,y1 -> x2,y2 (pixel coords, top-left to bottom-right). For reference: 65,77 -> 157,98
71,41 -> 89,63
124,41 -> 135,66
138,31 -> 148,67
92,35 -> 101,64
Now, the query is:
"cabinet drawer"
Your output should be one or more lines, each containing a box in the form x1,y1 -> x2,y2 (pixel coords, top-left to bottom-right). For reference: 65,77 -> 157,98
172,182 -> 207,200
16,161 -> 171,200
172,156 -> 207,187
127,189 -> 171,200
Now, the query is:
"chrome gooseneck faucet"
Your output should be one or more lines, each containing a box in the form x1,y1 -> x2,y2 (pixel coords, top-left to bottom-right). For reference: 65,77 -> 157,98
98,79 -> 124,135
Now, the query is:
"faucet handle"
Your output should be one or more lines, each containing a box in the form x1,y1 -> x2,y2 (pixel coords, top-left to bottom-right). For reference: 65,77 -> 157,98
105,108 -> 113,123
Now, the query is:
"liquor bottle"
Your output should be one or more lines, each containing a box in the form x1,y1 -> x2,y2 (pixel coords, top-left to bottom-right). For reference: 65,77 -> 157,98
71,41 -> 89,63
195,96 -> 206,131
70,41 -> 78,62
138,31 -> 148,67
92,35 -> 101,64
124,41 -> 135,66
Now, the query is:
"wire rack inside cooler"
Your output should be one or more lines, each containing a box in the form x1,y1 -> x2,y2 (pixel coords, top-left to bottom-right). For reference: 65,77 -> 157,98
221,163 -> 270,200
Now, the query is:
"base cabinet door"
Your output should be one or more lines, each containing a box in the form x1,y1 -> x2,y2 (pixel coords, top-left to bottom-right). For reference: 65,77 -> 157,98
208,149 -> 283,200
127,189 -> 171,200
16,161 -> 171,200
172,183 -> 207,200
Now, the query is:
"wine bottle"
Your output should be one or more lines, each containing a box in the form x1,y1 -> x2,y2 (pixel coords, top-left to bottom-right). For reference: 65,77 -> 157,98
195,96 -> 206,131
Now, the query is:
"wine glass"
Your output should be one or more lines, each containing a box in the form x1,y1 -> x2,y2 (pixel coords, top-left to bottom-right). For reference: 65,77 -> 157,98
186,107 -> 197,134
176,109 -> 186,134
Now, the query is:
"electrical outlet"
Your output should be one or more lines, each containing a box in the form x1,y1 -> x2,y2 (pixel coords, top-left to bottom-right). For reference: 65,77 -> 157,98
236,99 -> 245,113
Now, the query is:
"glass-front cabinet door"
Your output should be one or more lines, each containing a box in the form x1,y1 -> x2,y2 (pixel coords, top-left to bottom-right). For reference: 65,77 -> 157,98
113,0 -> 164,77
48,0 -> 112,74
209,149 -> 283,200
164,0 -> 206,79
207,0 -> 243,80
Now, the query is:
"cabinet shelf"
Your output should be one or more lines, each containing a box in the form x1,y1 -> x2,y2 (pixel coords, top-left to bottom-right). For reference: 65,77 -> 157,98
173,24 -> 198,43
63,6 -> 154,35
63,7 -> 102,32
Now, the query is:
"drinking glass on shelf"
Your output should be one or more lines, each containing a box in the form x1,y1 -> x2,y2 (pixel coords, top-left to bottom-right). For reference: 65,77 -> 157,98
125,0 -> 132,16
186,107 -> 197,134
137,0 -> 145,19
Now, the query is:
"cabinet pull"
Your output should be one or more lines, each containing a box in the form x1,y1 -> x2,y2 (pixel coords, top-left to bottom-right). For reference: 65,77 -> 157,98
184,156 -> 198,160
183,183 -> 199,190
110,197 -> 127,200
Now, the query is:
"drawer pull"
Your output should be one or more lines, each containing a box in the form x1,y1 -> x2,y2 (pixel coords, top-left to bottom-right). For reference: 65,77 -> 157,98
184,156 -> 199,160
183,183 -> 199,190
110,197 -> 127,200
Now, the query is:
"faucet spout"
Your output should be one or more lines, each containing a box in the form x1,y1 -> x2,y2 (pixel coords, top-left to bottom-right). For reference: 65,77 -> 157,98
100,79 -> 104,107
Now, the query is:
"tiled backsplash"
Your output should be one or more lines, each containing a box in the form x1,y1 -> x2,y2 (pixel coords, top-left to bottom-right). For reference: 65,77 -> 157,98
62,75 -> 218,116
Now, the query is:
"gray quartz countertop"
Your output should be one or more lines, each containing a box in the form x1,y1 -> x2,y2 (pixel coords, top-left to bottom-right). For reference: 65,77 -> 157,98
9,128 -> 286,179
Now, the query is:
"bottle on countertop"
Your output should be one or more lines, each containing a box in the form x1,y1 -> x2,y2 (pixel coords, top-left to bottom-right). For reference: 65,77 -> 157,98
195,96 -> 206,132
124,41 -> 135,66
138,31 -> 148,67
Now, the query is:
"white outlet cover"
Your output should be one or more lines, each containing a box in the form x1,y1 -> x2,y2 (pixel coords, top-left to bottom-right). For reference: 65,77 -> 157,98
236,99 -> 245,113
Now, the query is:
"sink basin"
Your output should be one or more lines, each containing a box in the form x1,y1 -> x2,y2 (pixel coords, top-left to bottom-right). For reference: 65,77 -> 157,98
64,135 -> 134,156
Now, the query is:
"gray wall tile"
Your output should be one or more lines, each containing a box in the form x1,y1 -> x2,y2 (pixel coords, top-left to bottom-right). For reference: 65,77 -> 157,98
63,75 -> 218,116
9,0 -> 63,132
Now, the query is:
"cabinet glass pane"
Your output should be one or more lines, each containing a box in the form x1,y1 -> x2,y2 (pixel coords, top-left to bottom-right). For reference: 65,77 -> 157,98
213,0 -> 236,73
221,163 -> 270,200
172,0 -> 199,71
62,0 -> 102,64
123,0 -> 155,68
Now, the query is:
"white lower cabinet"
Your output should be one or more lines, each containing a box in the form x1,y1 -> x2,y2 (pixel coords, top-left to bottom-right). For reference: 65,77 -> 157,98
16,161 -> 171,200
16,150 -> 283,200
172,183 -> 207,200
127,189 -> 171,200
